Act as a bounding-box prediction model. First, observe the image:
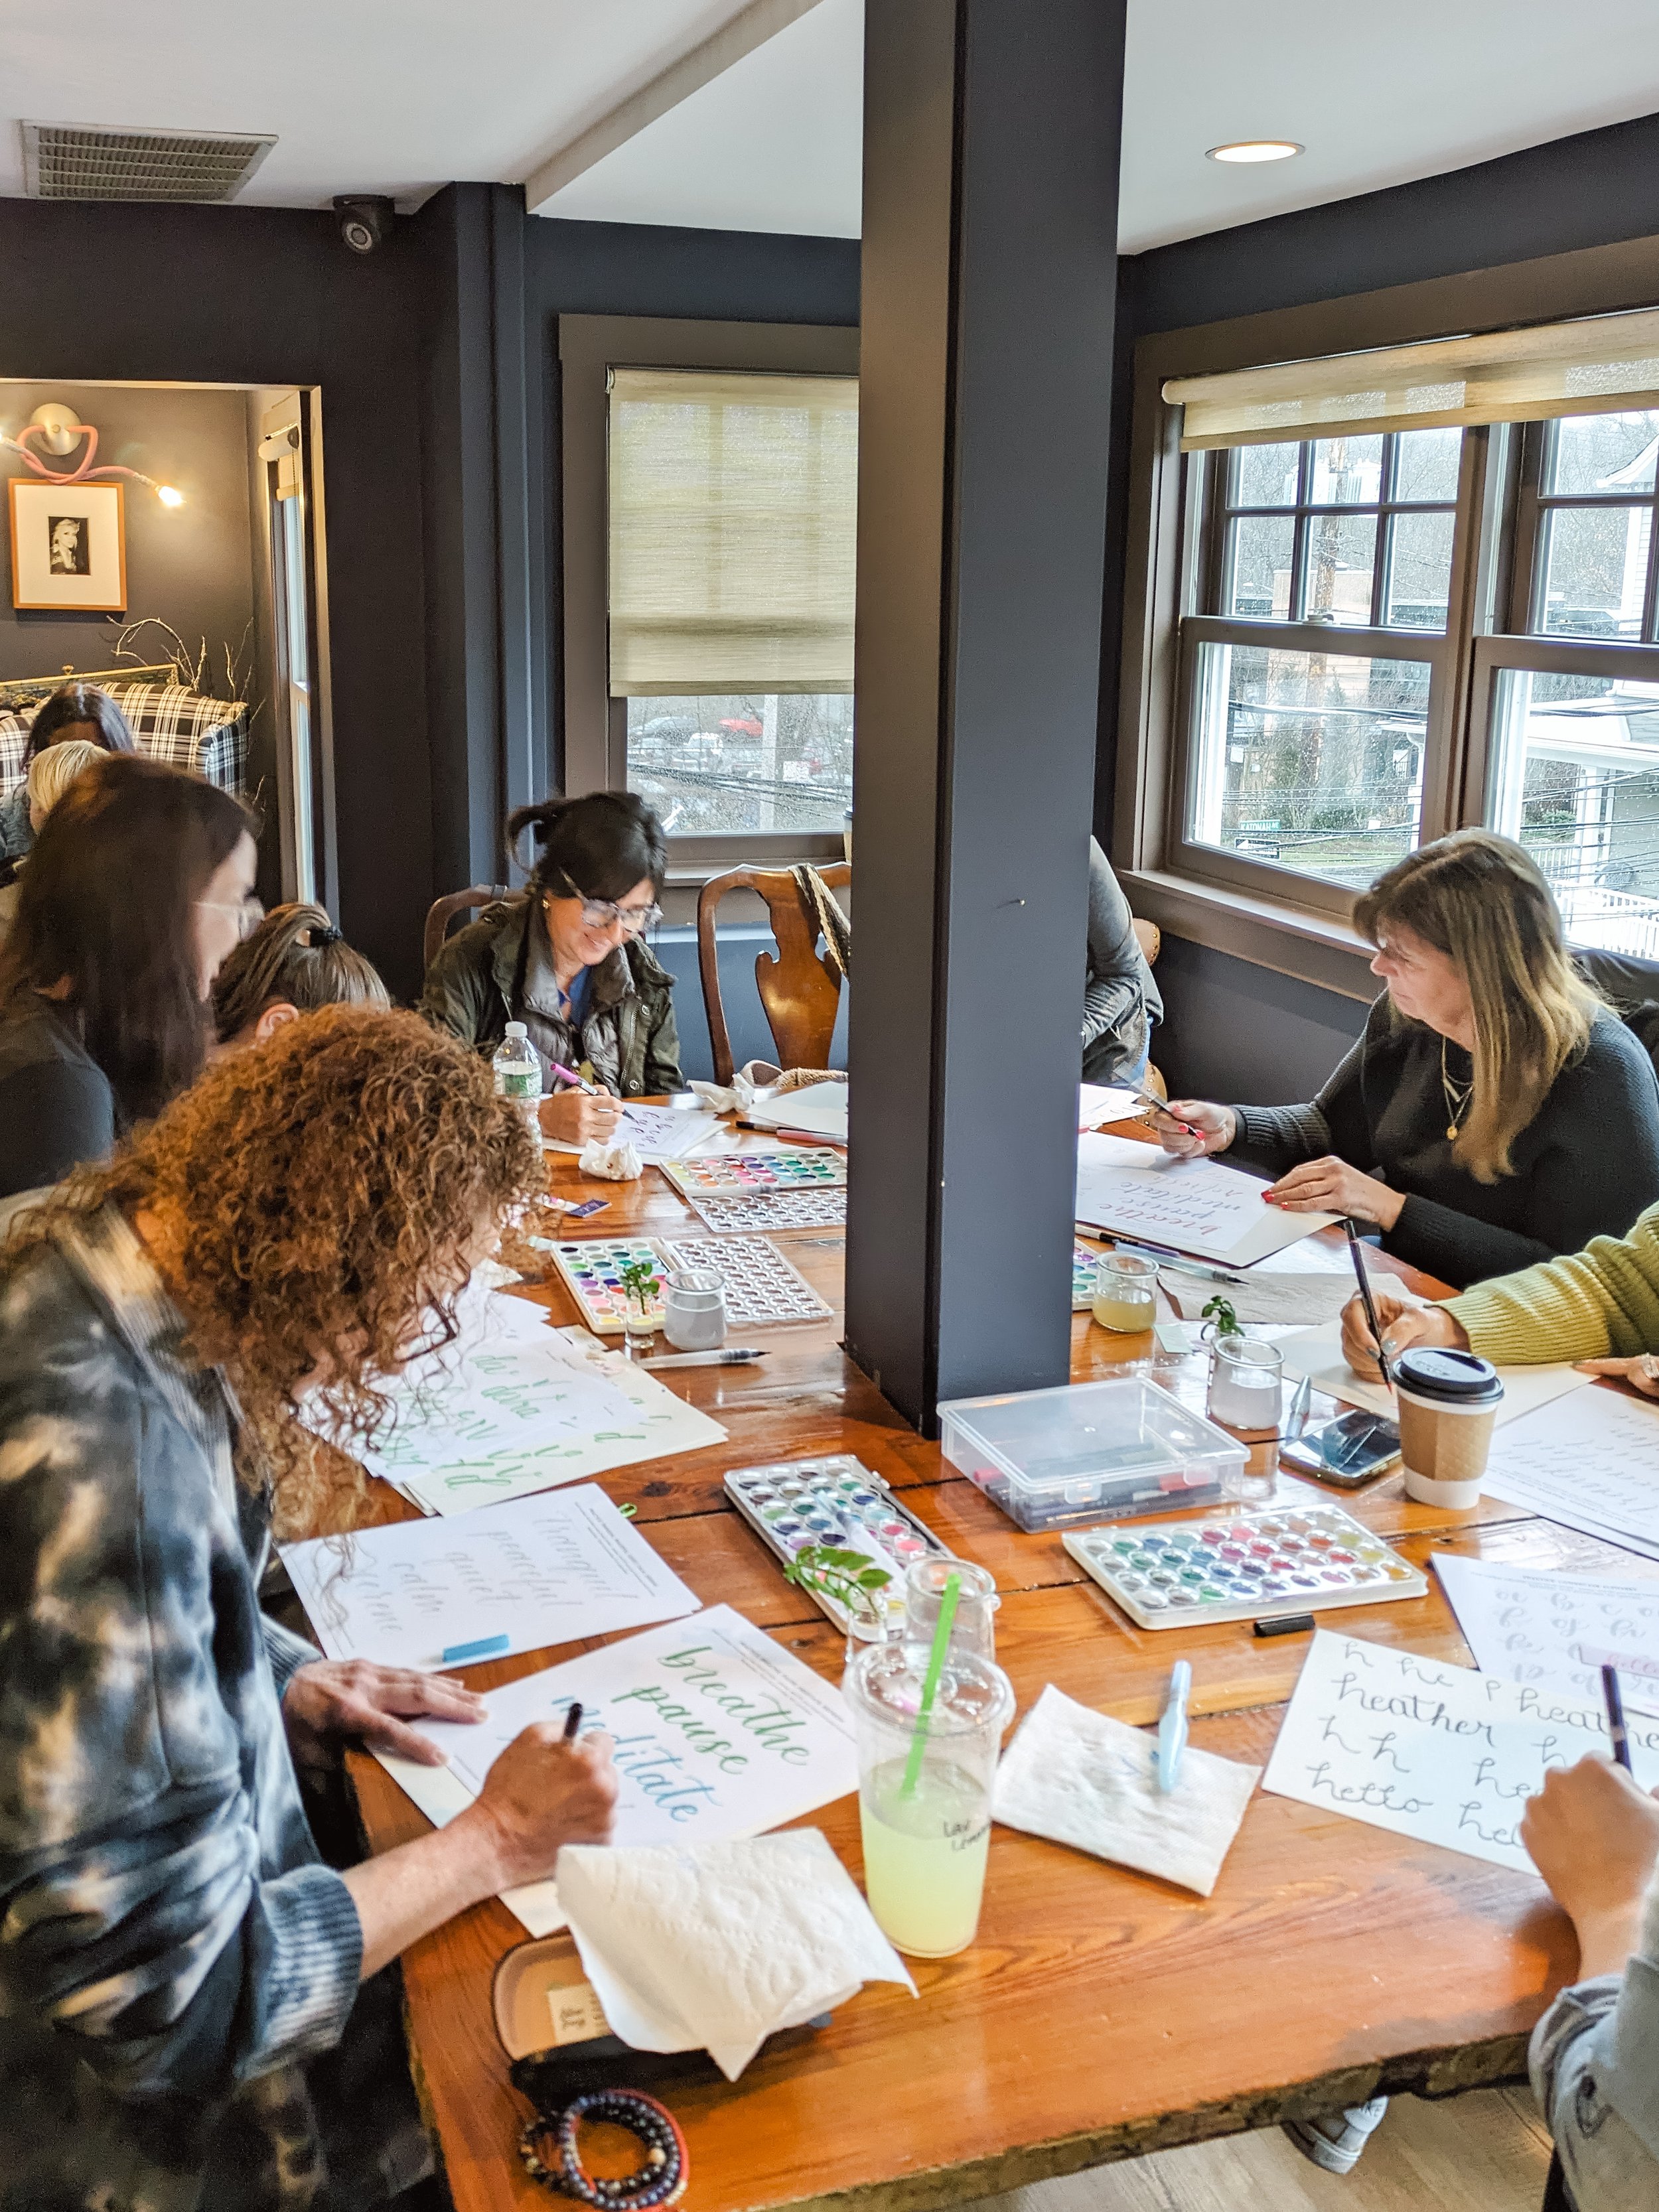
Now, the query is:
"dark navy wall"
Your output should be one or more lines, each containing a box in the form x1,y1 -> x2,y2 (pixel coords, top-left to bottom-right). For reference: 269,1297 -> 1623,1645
1150,937 -> 1368,1107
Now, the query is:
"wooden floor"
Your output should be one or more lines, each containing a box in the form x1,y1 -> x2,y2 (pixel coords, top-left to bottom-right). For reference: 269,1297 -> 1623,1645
981,2090 -> 1551,2212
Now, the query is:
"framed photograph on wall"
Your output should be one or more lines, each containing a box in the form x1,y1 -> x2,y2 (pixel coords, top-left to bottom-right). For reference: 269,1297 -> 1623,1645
9,480 -> 126,610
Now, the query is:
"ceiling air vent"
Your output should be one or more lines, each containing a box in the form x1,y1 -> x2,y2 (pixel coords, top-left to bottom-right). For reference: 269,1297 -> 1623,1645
21,120 -> 277,203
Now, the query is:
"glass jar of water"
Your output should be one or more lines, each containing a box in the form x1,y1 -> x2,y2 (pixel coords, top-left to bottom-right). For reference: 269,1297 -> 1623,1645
1206,1332 -> 1283,1438
1092,1251 -> 1157,1333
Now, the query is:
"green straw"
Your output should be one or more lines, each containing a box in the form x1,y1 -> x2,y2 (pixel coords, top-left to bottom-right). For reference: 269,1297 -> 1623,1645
901,1569 -> 961,1799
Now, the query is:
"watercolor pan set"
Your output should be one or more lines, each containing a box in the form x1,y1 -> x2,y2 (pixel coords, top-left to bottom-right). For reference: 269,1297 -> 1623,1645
543,1237 -> 671,1335
725,1455 -> 952,1634
664,1150 -> 847,1197
1064,1503 -> 1426,1629
1073,1241 -> 1103,1310
682,1186 -> 847,1235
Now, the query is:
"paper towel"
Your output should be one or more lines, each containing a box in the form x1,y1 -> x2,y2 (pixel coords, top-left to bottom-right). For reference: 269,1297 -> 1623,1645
577,1137 -> 644,1181
993,1684 -> 1259,1897
555,1831 -> 914,2080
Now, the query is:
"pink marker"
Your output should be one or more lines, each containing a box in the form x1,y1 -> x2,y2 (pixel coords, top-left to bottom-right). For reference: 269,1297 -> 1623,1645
547,1059 -> 603,1097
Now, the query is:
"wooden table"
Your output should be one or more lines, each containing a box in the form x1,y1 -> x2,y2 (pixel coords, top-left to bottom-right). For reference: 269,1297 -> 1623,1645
349,1116 -> 1640,2212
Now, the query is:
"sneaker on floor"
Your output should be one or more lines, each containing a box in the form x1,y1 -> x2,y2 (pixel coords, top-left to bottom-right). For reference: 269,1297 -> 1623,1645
1283,2097 -> 1390,2176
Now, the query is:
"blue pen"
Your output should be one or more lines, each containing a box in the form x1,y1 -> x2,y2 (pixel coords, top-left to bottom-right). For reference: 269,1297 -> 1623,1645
1157,1660 -> 1191,1793
441,1633 -> 510,1665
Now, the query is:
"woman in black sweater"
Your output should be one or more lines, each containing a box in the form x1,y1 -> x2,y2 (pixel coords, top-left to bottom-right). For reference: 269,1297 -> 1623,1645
1154,831 -> 1659,1290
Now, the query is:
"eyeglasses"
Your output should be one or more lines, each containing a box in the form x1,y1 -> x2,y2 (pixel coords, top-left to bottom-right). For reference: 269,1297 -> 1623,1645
197,896 -> 265,942
547,875 -> 660,937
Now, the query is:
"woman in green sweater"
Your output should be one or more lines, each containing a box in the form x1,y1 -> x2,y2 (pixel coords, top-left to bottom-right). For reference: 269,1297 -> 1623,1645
1338,1199 -> 1659,1394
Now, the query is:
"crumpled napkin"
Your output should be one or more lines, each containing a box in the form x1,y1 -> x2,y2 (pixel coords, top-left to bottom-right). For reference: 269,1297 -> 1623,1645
993,1684 -> 1259,1897
555,1831 -> 914,2080
577,1137 -> 643,1180
689,1063 -> 846,1115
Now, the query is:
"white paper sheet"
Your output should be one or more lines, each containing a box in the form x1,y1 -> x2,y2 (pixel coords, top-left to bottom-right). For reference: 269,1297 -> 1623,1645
376,1605 -> 859,1934
1159,1270 -> 1427,1329
546,1103 -> 726,1160
557,1833 -> 914,2080
1433,1553 -> 1659,1719
1481,1387 -> 1659,1562
279,1484 -> 700,1670
744,1084 -> 848,1142
367,1336 -> 727,1517
1275,1324 -> 1589,1427
1078,1084 -> 1141,1131
1262,1629 -> 1659,1872
1074,1133 -> 1334,1266
993,1685 -> 1260,1896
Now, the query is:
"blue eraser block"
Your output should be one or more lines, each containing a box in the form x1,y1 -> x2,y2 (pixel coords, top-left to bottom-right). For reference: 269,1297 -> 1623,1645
442,1633 -> 510,1665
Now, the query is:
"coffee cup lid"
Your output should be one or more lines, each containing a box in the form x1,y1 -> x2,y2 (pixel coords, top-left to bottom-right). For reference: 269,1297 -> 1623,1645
1395,1346 -> 1504,1405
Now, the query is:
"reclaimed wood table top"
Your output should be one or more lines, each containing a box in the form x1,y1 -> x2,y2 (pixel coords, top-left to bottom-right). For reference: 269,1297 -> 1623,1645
348,1108 -> 1634,2212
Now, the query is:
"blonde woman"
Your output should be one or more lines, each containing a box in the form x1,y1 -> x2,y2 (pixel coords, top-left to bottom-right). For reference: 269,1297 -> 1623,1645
1153,831 -> 1659,1289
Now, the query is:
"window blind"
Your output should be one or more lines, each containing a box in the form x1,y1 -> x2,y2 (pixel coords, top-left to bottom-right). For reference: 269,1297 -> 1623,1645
1165,308 -> 1659,451
607,366 -> 858,695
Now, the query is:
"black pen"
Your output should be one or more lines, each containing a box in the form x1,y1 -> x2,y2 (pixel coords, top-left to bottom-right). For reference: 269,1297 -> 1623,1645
1603,1665 -> 1633,1772
1344,1217 -> 1394,1393
563,1701 -> 583,1742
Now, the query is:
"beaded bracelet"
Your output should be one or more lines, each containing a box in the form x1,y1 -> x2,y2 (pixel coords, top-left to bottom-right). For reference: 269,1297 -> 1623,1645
518,2088 -> 689,2210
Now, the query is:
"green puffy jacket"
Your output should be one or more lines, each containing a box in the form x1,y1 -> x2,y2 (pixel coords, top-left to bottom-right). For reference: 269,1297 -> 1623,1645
417,896 -> 683,1097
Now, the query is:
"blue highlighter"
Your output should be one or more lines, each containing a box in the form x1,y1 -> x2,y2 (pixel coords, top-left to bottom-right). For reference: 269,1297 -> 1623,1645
1157,1660 -> 1191,1793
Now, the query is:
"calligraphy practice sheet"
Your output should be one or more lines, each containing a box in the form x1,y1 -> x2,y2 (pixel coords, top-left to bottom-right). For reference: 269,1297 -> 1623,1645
1275,1324 -> 1587,1426
545,1103 -> 727,1160
1434,1553 -> 1659,1718
360,1332 -> 726,1517
378,1606 -> 859,1933
1078,1085 -> 1141,1131
1263,1631 -> 1659,1872
280,1485 -> 699,1670
1074,1133 -> 1334,1265
1482,1388 -> 1659,1561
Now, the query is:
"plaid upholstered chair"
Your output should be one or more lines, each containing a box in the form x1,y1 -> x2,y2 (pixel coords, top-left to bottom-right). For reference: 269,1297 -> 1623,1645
0,683 -> 248,805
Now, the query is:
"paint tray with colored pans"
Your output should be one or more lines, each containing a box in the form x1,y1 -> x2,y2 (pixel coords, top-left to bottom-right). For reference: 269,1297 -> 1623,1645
1064,1502 -> 1425,1630
545,1237 -> 669,1336
663,1150 -> 847,1198
725,1455 -> 952,1635
682,1185 -> 847,1235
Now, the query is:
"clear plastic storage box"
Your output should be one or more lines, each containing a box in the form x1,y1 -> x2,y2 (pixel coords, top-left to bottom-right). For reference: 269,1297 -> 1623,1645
937,1377 -> 1247,1533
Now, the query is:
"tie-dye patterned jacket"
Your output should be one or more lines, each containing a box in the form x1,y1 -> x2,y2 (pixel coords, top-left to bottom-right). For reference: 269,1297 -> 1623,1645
0,1205 -> 365,2209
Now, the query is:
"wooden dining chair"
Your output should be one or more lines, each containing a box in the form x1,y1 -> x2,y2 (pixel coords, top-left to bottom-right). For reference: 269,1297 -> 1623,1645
421,884 -> 511,974
697,864 -> 851,1085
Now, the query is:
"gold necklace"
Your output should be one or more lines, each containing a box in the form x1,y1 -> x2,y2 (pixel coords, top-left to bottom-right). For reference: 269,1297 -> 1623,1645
1440,1036 -> 1473,1142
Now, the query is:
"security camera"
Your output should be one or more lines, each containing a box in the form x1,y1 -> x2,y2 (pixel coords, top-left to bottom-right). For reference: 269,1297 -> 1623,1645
333,195 -> 394,255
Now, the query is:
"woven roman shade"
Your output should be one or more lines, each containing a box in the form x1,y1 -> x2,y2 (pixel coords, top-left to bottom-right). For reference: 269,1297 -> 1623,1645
607,366 -> 858,694
1165,309 -> 1659,451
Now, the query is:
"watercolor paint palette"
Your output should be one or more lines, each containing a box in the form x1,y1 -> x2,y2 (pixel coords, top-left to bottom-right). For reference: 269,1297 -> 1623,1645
658,1234 -> 833,1326
725,1455 -> 952,1634
1073,1241 -> 1104,1310
664,1150 -> 847,1198
545,1237 -> 670,1336
1064,1503 -> 1425,1629
684,1186 -> 847,1235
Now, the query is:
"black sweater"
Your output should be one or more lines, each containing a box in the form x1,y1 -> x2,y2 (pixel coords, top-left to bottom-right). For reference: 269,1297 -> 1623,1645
1227,997 -> 1659,1290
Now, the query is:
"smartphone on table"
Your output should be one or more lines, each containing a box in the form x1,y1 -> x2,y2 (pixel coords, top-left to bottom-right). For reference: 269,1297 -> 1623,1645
1279,1408 -> 1401,1487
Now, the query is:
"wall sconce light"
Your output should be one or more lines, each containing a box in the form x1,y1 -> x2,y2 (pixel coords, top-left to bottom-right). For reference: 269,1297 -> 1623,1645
1,403 -> 184,506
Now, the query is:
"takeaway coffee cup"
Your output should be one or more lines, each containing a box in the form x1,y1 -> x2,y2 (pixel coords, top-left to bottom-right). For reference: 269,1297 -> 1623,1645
1394,1347 -> 1504,1509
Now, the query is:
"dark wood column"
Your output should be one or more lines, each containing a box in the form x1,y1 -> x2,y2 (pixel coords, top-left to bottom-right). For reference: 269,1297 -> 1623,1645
844,0 -> 1127,1426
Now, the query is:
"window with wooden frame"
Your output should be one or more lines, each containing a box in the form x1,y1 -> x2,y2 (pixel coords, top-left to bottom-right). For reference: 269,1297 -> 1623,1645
1116,257 -> 1659,973
559,316 -> 859,873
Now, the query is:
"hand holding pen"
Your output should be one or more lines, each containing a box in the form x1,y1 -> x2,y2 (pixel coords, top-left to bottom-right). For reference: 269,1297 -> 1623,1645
1145,1098 -> 1234,1156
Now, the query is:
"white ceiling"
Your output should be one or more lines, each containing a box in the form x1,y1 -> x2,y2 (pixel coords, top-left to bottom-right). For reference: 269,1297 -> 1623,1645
3,0 -> 1659,253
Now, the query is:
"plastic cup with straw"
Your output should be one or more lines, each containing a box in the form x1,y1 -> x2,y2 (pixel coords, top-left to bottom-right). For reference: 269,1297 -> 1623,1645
901,1568 -> 962,1799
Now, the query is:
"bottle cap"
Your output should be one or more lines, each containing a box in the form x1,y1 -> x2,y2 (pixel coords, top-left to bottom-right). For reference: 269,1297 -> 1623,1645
504,1020 -> 528,1040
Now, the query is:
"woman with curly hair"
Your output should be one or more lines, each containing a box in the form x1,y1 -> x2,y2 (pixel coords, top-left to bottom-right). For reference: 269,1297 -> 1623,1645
0,1005 -> 617,2209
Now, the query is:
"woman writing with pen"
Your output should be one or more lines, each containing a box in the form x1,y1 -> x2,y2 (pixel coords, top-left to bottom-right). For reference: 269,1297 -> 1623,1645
419,792 -> 683,1146
1150,831 -> 1659,1291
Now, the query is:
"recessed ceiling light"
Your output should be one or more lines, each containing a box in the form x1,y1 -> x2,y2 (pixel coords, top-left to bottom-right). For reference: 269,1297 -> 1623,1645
1207,140 -> 1304,165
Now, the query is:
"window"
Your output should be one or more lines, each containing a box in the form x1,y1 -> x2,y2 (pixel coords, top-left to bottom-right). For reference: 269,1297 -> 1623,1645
559,316 -> 859,863
1132,301 -> 1659,957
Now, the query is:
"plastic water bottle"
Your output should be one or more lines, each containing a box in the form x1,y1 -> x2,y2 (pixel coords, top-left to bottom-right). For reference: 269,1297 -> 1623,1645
492,1021 -> 542,1139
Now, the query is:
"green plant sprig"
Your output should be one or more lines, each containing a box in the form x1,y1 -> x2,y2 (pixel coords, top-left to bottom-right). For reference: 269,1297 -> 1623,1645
784,1544 -> 893,1620
617,1257 -> 662,1313
1202,1294 -> 1243,1336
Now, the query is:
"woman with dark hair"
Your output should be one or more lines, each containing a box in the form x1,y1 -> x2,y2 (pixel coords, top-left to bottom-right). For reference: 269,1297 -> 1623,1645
0,681 -> 136,867
0,1005 -> 617,2207
213,899 -> 389,1049
1149,830 -> 1659,1289
0,752 -> 258,1198
419,790 -> 682,1146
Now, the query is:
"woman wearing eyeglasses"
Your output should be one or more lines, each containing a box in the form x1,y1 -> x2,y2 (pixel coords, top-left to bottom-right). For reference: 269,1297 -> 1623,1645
0,754 -> 259,1202
419,791 -> 682,1146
